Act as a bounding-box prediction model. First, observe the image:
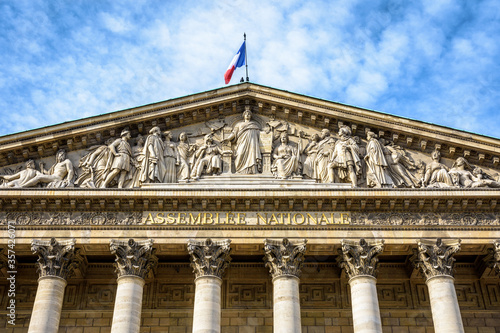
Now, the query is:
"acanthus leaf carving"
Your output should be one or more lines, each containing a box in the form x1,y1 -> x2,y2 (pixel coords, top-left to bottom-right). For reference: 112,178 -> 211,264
187,238 -> 231,279
263,238 -> 307,279
110,238 -> 157,279
31,237 -> 78,279
411,238 -> 461,280
337,238 -> 384,279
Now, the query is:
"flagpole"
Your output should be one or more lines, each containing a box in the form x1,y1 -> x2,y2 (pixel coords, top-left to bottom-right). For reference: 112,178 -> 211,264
244,33 -> 249,82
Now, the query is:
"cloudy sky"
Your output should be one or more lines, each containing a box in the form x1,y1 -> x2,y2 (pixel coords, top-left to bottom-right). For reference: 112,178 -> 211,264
1,0 -> 499,138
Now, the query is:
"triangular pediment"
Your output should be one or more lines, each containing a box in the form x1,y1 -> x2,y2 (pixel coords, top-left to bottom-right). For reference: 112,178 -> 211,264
1,83 -> 499,190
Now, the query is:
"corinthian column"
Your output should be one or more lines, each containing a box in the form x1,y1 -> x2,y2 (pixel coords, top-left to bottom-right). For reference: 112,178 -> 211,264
110,239 -> 157,333
188,238 -> 231,333
28,238 -> 77,333
264,238 -> 307,333
339,239 -> 384,333
412,238 -> 463,333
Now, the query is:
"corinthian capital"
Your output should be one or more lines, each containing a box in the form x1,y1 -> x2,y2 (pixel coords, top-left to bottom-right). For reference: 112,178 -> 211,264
411,238 -> 461,280
483,240 -> 500,276
187,238 -> 231,279
110,239 -> 157,279
338,238 -> 384,279
32,238 -> 77,280
264,238 -> 307,279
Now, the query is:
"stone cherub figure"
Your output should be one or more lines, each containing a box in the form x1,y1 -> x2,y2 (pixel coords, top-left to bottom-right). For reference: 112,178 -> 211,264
21,149 -> 75,188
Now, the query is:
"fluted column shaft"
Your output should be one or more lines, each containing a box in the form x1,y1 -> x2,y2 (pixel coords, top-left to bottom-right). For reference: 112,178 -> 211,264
28,238 -> 77,333
264,238 -> 307,333
339,239 -> 384,333
188,238 -> 231,333
110,239 -> 156,333
412,238 -> 464,333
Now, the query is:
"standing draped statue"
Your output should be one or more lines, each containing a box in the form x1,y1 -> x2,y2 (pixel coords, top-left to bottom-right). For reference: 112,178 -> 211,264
140,126 -> 167,184
364,131 -> 393,188
223,110 -> 262,174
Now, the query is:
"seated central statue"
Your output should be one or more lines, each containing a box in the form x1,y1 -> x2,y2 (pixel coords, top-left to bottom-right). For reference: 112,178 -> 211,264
271,132 -> 300,179
191,134 -> 222,180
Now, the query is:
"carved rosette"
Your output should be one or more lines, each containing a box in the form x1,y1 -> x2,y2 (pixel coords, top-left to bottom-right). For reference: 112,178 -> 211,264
263,238 -> 307,279
187,238 -> 232,279
338,238 -> 384,279
110,239 -> 157,279
411,238 -> 461,280
31,238 -> 77,280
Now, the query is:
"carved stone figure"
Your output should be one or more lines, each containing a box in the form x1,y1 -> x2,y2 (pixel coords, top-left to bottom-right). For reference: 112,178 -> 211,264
76,138 -> 114,188
302,133 -> 320,179
125,135 -> 145,188
101,129 -> 133,188
163,131 -> 177,183
140,126 -> 167,184
448,158 -> 500,188
176,132 -> 197,181
380,139 -> 419,188
422,150 -> 453,188
191,134 -> 223,180
329,126 -> 361,187
314,129 -> 335,183
364,132 -> 393,188
471,167 -> 500,188
0,160 -> 42,188
22,149 -> 75,188
223,110 -> 262,174
271,132 -> 301,179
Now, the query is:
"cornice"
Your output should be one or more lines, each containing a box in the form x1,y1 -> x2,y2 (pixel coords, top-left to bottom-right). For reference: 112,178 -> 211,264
0,83 -> 499,168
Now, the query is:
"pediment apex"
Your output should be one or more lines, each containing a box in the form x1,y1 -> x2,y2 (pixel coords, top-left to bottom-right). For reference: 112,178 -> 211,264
0,83 -> 499,172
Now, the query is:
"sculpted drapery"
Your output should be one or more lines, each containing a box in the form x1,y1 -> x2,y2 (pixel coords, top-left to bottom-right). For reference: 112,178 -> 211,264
226,110 -> 262,174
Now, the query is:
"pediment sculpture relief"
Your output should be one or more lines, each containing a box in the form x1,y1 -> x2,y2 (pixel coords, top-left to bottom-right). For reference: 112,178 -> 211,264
1,111 -> 500,189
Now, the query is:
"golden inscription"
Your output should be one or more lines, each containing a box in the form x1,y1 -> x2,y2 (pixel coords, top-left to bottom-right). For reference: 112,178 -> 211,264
141,211 -> 350,226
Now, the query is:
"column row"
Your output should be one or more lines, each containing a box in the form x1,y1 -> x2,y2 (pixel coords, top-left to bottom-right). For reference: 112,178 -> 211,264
27,237 -> 500,333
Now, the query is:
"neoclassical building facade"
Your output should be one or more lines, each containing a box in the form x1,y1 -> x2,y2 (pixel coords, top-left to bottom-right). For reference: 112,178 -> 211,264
1,83 -> 500,333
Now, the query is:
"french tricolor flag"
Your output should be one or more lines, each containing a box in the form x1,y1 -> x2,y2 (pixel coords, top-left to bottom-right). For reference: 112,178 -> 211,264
224,41 -> 246,84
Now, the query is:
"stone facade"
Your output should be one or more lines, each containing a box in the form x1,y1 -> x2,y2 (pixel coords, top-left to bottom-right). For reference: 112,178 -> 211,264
1,83 -> 500,332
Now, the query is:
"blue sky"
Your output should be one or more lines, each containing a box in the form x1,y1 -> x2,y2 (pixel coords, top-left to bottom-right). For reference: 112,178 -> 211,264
1,0 -> 500,138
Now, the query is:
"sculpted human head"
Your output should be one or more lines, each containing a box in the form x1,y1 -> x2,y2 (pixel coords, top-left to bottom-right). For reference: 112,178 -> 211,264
243,110 -> 252,121
121,129 -> 131,139
339,126 -> 351,138
26,160 -> 35,169
280,132 -> 289,144
150,126 -> 161,136
56,149 -> 66,162
431,150 -> 441,161
179,132 -> 187,142
136,134 -> 144,146
366,131 -> 377,140
320,129 -> 330,139
164,131 -> 172,140
312,133 -> 320,142
204,134 -> 214,143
